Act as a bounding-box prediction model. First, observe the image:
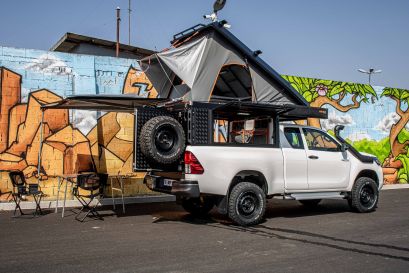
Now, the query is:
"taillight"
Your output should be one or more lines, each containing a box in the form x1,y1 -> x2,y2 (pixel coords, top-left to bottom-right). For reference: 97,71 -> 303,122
184,151 -> 204,174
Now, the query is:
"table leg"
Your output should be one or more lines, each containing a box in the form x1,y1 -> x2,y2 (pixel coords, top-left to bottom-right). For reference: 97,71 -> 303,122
111,177 -> 116,210
55,176 -> 61,213
120,177 -> 125,214
62,178 -> 68,218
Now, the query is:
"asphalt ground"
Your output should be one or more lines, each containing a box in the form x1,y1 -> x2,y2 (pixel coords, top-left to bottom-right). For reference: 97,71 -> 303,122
0,189 -> 408,273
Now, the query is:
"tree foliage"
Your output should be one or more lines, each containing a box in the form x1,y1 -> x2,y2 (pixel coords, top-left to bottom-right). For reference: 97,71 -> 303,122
381,87 -> 409,104
282,75 -> 377,103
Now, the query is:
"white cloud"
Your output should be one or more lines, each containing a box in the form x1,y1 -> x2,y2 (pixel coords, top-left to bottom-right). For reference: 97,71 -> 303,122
72,110 -> 97,134
21,87 -> 30,103
321,111 -> 354,131
347,132 -> 372,142
25,54 -> 72,75
374,112 -> 408,134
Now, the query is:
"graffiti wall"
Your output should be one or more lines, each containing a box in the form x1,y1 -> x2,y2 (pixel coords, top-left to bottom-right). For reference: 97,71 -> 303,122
0,46 -> 157,201
0,45 -> 407,203
283,75 -> 409,184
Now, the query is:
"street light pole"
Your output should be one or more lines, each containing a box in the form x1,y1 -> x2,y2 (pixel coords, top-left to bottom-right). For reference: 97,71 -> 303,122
358,68 -> 382,85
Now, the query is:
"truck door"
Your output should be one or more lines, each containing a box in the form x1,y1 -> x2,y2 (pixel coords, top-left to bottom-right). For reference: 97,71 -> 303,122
281,127 -> 309,190
302,128 -> 351,190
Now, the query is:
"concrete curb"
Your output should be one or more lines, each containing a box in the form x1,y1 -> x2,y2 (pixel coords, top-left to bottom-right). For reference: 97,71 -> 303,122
0,195 -> 176,211
382,184 -> 409,190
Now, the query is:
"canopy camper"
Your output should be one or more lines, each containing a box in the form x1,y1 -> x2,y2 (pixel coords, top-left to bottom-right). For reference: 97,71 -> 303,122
43,22 -> 328,171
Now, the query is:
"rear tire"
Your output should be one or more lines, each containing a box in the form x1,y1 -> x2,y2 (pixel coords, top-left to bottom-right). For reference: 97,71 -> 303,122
140,116 -> 185,165
182,197 -> 215,216
349,177 -> 378,213
299,199 -> 321,207
228,182 -> 266,226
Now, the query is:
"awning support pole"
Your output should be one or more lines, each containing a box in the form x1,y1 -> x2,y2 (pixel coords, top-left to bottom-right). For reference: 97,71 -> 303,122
37,109 -> 45,186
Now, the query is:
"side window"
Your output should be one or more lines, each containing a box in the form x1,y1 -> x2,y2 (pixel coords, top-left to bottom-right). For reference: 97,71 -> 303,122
284,127 -> 304,149
302,128 -> 340,152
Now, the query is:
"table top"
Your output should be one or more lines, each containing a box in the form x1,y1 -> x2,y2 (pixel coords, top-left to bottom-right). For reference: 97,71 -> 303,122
109,173 -> 140,178
57,174 -> 79,179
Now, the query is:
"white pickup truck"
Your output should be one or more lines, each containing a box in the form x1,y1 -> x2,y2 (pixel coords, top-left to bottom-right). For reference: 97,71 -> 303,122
144,121 -> 383,226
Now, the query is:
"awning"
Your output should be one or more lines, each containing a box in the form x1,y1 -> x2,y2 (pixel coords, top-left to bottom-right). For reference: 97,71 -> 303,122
41,94 -> 169,112
207,101 -> 328,121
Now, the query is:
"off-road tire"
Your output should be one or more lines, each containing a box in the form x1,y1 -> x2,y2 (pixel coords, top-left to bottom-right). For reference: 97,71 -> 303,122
299,199 -> 321,207
140,116 -> 185,165
228,182 -> 266,226
182,197 -> 215,216
349,177 -> 378,213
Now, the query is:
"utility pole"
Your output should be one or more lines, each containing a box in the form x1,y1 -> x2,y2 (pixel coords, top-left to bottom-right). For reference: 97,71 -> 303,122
116,7 -> 121,57
128,0 -> 131,45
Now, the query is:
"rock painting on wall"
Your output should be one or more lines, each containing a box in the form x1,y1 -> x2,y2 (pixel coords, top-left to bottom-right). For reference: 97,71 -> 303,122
0,48 -> 156,200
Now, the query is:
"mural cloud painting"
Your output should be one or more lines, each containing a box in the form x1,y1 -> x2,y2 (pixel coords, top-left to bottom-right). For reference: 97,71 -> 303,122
321,111 -> 354,131
72,110 -> 98,135
25,54 -> 72,75
374,112 -> 409,134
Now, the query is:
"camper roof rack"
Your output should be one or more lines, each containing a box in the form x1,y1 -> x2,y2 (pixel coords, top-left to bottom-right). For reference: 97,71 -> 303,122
172,24 -> 206,43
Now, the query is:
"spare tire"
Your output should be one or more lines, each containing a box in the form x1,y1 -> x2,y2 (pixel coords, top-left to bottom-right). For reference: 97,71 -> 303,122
140,116 -> 185,165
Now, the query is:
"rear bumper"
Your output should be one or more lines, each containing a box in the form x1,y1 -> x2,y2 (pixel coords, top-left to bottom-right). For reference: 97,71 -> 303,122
144,175 -> 200,198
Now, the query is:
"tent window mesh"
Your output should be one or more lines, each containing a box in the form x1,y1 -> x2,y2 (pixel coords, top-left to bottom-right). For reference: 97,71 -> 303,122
211,65 -> 252,101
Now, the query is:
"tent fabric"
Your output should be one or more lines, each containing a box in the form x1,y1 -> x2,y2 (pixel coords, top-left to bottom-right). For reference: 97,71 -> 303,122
157,37 -> 208,90
145,31 -> 298,105
250,66 -> 292,104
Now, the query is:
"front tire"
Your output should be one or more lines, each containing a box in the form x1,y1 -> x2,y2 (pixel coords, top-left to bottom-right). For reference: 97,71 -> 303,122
228,182 -> 266,226
349,177 -> 379,213
182,197 -> 214,217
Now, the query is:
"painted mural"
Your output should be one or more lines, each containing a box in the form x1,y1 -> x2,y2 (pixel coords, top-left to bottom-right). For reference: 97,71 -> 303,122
0,45 -> 408,204
283,75 -> 409,184
0,46 -> 156,201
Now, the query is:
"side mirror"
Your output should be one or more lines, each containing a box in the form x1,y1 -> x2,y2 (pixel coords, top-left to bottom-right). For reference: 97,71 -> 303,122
341,143 -> 348,153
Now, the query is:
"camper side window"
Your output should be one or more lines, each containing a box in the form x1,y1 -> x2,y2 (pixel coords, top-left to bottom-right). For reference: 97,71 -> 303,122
213,119 -> 271,145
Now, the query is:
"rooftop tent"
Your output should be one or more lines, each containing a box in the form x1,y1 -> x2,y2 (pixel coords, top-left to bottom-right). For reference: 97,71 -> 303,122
141,23 -> 308,106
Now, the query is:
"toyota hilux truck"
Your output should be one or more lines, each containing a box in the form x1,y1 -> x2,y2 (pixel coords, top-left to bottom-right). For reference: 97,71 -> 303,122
138,101 -> 383,226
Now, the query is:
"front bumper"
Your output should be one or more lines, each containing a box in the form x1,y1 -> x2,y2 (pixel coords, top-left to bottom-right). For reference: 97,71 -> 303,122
144,174 -> 200,198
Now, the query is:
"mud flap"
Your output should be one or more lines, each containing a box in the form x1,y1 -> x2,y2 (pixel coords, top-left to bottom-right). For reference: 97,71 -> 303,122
216,196 -> 228,215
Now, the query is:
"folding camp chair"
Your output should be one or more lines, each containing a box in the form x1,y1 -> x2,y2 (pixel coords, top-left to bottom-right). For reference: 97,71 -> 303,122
72,173 -> 108,222
9,171 -> 43,217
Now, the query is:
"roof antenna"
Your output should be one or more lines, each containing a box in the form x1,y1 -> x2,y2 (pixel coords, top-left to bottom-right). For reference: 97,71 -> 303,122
204,0 -> 230,28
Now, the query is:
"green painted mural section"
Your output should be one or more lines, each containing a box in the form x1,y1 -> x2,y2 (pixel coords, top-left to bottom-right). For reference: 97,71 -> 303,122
283,75 -> 409,184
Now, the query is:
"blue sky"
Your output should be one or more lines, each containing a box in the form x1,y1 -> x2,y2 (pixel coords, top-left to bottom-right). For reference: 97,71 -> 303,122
0,0 -> 408,89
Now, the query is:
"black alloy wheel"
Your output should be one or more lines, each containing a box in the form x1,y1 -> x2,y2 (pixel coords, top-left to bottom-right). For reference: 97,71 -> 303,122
140,116 -> 186,165
228,182 -> 266,226
349,177 -> 378,213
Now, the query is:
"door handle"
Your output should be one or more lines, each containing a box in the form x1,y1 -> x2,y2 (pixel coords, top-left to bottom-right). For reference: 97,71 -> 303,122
308,155 -> 319,160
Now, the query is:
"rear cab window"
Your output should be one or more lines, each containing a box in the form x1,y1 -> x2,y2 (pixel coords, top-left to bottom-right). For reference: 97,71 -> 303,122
283,127 -> 304,149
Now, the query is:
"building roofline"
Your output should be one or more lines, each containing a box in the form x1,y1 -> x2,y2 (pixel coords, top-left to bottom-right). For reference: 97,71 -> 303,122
50,32 -> 156,57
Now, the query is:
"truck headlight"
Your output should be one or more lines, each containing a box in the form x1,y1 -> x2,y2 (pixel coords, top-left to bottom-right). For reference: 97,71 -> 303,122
374,158 -> 381,166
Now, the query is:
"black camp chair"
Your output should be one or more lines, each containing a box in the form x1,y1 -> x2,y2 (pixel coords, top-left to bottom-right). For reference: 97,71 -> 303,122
9,171 -> 43,217
73,173 -> 108,222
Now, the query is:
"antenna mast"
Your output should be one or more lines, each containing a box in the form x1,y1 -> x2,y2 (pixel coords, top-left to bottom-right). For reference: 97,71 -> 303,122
128,0 -> 131,45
